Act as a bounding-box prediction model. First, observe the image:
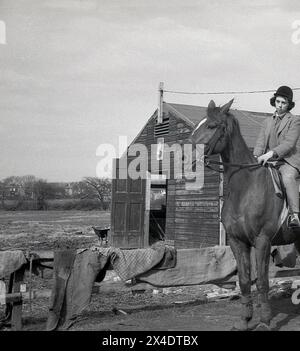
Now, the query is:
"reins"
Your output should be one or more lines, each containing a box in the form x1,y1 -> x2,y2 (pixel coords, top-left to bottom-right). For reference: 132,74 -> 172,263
202,157 -> 261,173
193,120 -> 276,173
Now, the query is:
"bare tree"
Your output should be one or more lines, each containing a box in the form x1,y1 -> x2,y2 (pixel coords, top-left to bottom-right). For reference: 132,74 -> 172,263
21,175 -> 37,198
71,181 -> 91,199
32,179 -> 57,210
0,175 -> 58,210
82,177 -> 111,210
0,180 -> 6,208
0,176 -> 25,209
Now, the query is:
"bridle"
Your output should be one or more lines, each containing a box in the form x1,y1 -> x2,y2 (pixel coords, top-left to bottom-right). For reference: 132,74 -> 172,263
194,119 -> 262,174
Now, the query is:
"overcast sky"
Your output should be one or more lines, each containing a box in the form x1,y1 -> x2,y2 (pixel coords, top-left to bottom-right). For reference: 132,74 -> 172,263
1,0 -> 300,181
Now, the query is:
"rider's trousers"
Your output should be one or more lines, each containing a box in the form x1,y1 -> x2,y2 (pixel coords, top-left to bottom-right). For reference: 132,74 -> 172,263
279,163 -> 300,213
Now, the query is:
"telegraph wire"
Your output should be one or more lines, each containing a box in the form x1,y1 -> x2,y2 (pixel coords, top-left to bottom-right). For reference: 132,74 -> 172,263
164,88 -> 300,95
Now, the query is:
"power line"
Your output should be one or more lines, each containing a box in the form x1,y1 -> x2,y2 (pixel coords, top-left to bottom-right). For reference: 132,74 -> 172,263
164,87 -> 300,95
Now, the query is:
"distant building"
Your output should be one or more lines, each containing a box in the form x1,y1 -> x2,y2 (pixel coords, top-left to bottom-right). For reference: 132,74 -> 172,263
4,184 -> 24,199
65,183 -> 73,197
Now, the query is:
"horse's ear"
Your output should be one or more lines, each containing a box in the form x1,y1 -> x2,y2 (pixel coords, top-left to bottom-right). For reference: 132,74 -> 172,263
208,100 -> 216,110
220,99 -> 234,114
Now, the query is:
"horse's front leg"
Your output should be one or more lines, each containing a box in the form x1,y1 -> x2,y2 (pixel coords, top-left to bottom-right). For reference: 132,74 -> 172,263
229,236 -> 253,331
254,234 -> 272,331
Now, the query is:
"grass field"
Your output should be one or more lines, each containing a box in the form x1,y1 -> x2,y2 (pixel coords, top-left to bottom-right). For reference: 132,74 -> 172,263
0,210 -> 111,251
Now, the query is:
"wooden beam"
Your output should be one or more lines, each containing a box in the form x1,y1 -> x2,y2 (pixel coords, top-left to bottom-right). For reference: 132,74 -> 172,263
157,82 -> 164,124
3,293 -> 22,304
0,290 -> 52,306
31,250 -> 54,261
143,171 -> 151,248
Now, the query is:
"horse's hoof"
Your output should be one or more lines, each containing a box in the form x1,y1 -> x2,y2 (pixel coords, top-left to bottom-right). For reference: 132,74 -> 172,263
253,322 -> 271,331
231,320 -> 249,331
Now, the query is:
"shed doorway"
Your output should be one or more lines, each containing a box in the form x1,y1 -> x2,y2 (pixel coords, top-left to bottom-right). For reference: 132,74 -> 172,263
149,174 -> 167,245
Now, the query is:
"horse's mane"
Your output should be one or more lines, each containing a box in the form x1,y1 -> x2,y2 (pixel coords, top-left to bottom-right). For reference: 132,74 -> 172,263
225,112 -> 243,138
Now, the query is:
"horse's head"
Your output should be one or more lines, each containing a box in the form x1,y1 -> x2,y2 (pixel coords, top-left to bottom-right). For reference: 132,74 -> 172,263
189,99 -> 234,156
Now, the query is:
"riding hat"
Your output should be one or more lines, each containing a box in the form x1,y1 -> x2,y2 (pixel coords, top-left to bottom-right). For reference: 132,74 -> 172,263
270,85 -> 295,110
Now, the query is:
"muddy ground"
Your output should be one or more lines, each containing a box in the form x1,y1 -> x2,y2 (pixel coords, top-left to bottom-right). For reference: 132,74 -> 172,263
0,210 -> 110,251
1,210 -> 300,331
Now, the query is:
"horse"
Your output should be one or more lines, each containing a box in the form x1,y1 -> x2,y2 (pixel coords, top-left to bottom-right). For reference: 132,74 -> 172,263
189,99 -> 300,331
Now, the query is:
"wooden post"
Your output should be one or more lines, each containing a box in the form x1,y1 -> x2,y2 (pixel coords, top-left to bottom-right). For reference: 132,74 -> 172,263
157,82 -> 164,124
143,171 -> 151,248
4,272 -> 14,321
11,265 -> 25,331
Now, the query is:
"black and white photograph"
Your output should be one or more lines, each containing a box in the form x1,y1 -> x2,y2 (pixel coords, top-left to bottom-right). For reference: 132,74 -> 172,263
1,0 -> 300,337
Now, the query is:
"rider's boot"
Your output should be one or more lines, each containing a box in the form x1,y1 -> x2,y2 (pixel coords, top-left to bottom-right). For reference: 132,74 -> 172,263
288,212 -> 300,228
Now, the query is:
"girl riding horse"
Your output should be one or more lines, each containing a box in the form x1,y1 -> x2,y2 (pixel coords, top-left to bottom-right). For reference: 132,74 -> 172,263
190,97 -> 300,331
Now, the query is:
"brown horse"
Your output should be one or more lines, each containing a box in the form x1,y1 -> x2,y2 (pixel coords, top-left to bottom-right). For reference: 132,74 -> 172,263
190,99 -> 300,331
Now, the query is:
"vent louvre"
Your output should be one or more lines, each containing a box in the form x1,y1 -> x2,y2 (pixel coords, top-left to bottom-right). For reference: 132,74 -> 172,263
154,118 -> 169,137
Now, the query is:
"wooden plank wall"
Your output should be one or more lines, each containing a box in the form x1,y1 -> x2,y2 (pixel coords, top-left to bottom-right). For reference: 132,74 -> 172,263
132,110 -> 220,249
173,167 -> 220,249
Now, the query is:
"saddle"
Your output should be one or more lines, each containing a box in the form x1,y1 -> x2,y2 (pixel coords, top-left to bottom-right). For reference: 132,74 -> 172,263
265,161 -> 286,199
265,161 -> 290,232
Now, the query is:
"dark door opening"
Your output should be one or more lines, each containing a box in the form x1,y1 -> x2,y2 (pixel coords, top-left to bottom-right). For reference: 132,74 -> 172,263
149,176 -> 167,245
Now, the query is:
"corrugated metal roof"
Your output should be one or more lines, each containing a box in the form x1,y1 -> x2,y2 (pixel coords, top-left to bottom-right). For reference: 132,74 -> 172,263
167,102 -> 272,148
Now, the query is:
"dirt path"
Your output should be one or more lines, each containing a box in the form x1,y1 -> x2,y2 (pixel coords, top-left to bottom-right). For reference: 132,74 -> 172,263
20,294 -> 300,331
74,298 -> 300,331
14,276 -> 300,332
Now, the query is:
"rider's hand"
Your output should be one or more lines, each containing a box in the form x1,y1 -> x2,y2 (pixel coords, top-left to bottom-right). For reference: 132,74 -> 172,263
257,151 -> 274,166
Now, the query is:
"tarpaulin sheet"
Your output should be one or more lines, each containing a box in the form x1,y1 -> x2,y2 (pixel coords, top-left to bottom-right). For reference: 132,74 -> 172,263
108,241 -> 176,281
46,242 -> 176,330
135,245 -> 299,287
46,243 -> 298,330
136,246 -> 238,286
0,250 -> 27,279
46,248 -> 108,331
271,244 -> 297,268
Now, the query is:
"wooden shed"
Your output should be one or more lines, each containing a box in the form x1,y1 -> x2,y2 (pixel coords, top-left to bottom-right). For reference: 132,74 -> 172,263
110,101 -> 271,249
